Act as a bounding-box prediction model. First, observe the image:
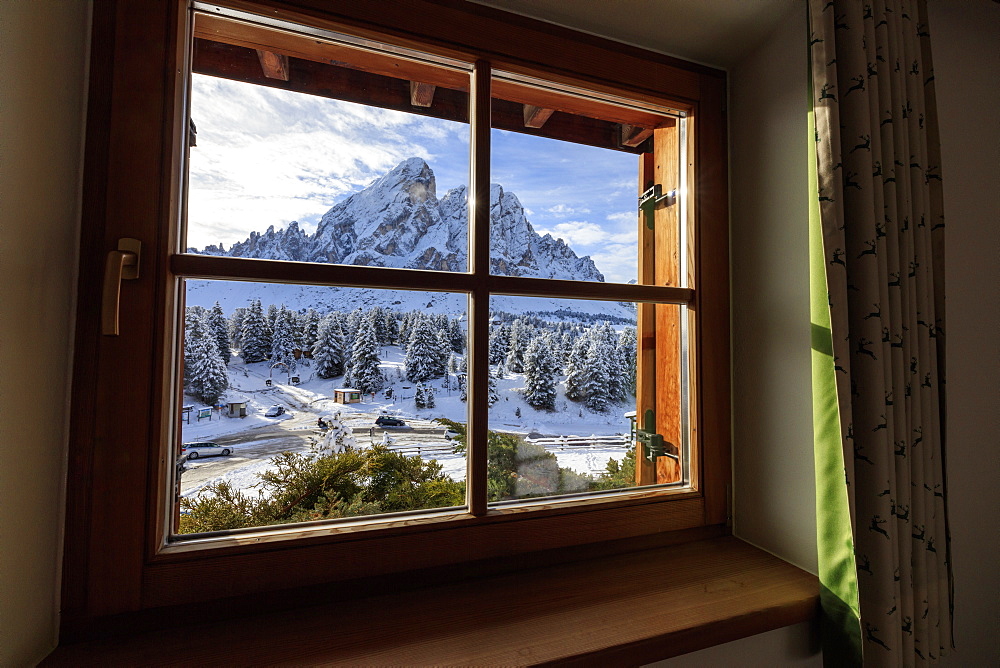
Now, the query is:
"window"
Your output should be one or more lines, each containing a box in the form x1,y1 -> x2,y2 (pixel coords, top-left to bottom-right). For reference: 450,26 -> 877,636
63,0 -> 729,633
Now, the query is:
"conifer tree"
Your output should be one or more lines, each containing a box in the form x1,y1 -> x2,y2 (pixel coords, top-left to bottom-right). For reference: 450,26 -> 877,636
583,333 -> 614,412
592,323 -> 623,404
563,333 -> 591,402
434,329 -> 451,377
312,315 -> 346,378
449,317 -> 465,353
424,385 -> 435,409
404,316 -> 440,382
208,301 -> 230,366
505,318 -> 531,373
345,311 -> 384,394
299,309 -> 320,352
228,307 -> 246,352
270,305 -> 297,372
240,299 -> 269,362
522,333 -> 558,410
184,311 -> 229,404
488,323 -> 509,365
617,326 -> 638,398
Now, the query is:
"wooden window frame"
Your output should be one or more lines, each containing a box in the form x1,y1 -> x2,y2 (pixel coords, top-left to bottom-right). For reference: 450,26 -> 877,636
62,0 -> 730,641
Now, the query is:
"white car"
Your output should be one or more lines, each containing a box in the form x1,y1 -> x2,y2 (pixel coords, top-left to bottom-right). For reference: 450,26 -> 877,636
181,442 -> 232,459
264,405 -> 286,417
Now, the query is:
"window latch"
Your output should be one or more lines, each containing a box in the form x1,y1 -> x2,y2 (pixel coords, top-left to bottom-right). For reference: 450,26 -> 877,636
101,237 -> 141,336
638,184 -> 676,229
636,409 -> 670,463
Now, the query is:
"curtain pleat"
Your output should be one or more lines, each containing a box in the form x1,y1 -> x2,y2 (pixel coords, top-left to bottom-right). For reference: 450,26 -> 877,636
808,1 -> 952,665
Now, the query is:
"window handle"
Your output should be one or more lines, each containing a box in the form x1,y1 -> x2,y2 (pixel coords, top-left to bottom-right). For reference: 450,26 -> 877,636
101,238 -> 141,336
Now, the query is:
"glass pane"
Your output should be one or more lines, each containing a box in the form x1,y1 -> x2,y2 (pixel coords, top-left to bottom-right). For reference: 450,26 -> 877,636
484,296 -> 686,504
489,74 -> 680,286
174,279 -> 469,535
185,18 -> 470,271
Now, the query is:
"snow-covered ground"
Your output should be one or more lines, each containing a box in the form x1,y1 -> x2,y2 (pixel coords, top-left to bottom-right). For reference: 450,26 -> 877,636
180,347 -> 632,498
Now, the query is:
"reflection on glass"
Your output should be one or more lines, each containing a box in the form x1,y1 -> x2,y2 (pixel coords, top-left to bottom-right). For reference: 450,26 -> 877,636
175,280 -> 468,535
484,297 -> 684,504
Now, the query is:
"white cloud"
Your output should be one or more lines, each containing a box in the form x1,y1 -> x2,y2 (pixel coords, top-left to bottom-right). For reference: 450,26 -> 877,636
536,221 -> 636,247
185,76 -> 466,250
545,204 -> 591,216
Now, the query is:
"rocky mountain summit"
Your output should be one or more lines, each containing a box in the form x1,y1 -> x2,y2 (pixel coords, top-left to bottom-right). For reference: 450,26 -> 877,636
193,158 -> 604,282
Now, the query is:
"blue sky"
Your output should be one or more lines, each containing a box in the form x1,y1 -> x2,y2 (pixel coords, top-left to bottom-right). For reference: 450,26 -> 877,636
187,75 -> 639,283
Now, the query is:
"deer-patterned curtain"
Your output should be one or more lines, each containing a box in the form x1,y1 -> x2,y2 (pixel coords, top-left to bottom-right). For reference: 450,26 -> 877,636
808,1 -> 952,665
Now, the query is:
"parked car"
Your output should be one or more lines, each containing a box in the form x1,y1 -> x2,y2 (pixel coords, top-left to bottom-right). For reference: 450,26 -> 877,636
443,429 -> 460,440
375,415 -> 406,427
181,442 -> 232,459
264,405 -> 285,417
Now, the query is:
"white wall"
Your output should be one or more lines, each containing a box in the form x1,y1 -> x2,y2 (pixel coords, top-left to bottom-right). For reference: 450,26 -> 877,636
0,1 -> 89,665
926,1 -> 1000,665
654,4 -> 824,666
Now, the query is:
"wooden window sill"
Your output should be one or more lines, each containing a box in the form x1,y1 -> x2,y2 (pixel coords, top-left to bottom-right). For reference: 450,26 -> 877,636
44,536 -> 818,666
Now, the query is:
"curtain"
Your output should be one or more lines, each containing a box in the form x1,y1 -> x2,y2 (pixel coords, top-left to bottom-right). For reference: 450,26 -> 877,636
808,1 -> 952,665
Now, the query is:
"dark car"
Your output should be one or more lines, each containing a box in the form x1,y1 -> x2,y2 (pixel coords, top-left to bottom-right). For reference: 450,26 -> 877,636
375,415 -> 406,427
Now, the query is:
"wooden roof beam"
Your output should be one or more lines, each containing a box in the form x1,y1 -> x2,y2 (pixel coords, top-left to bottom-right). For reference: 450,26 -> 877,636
255,49 -> 289,80
523,104 -> 554,129
410,81 -> 436,108
620,124 -> 654,148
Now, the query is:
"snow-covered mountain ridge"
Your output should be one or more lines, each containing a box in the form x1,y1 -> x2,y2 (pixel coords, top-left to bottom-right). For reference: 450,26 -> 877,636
192,157 -> 604,282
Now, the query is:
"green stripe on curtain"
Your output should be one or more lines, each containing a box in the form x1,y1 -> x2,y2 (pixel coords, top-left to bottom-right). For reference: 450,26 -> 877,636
810,103 -> 862,668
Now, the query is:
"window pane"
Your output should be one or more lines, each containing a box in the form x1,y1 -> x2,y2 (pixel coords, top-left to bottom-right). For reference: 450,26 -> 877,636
484,296 -> 687,504
174,279 -> 469,536
489,74 -> 681,286
185,18 -> 470,272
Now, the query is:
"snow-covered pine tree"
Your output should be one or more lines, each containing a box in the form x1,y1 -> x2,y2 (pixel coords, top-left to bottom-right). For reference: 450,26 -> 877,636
240,299 -> 269,362
592,323 -> 623,404
184,311 -> 229,404
313,416 -> 356,457
424,385 -> 435,408
208,301 -> 230,366
312,314 -> 346,378
488,323 -> 509,365
265,304 -> 278,349
299,308 -> 320,352
434,329 -> 451,377
505,318 -> 531,373
414,385 -> 426,409
617,326 -> 638,398
488,372 -> 498,406
228,307 -> 246,353
522,333 -> 558,410
449,317 -> 464,353
345,311 -> 384,394
563,333 -> 591,401
583,331 -> 614,412
404,316 -> 440,382
270,305 -> 297,372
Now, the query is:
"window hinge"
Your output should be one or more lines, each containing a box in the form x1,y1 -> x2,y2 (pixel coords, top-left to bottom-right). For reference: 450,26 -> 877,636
638,184 -> 676,229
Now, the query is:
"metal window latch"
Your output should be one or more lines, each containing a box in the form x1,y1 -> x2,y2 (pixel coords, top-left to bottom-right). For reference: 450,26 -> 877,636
636,409 -> 672,463
102,237 -> 141,336
638,184 -> 676,229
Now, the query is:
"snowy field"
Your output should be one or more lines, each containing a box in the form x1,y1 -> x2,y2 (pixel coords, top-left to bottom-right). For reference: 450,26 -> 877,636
179,347 -> 632,498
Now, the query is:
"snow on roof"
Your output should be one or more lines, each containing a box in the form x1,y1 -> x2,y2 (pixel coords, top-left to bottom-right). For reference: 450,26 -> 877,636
334,388 -> 361,392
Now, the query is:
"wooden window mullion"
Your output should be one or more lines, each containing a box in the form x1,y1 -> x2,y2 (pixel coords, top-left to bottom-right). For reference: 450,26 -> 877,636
466,59 -> 491,516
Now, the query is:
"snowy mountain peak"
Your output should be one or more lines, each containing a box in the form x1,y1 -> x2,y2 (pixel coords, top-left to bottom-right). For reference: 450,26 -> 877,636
192,158 -> 603,282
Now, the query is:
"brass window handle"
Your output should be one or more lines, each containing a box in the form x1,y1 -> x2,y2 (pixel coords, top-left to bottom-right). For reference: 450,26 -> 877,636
101,238 -> 141,336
